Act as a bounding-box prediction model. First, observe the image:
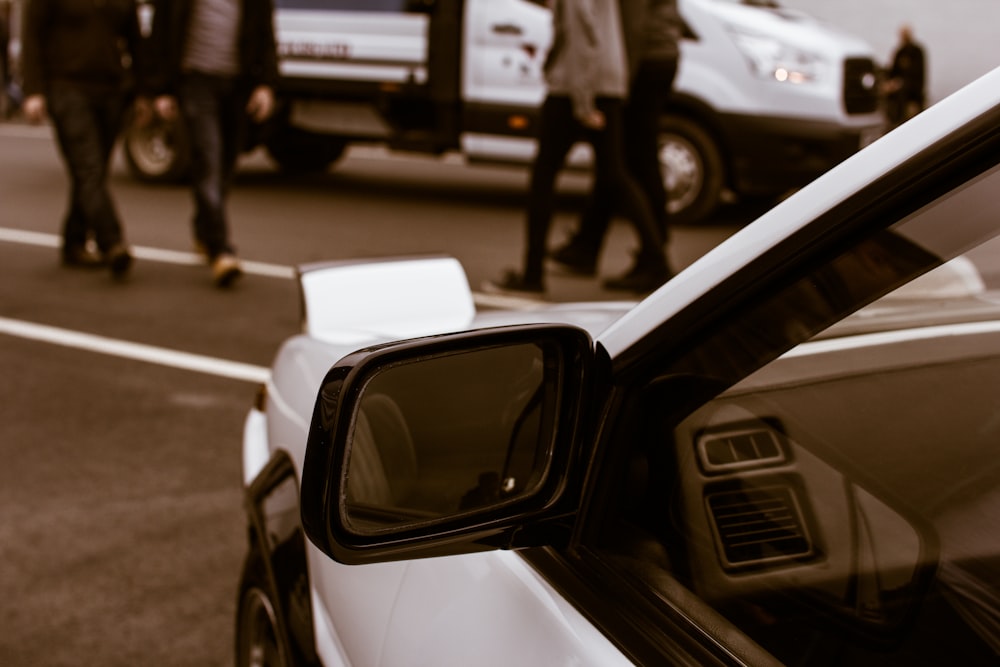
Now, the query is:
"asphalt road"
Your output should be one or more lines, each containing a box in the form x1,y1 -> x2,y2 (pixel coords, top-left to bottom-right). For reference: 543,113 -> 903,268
0,121 -> 746,667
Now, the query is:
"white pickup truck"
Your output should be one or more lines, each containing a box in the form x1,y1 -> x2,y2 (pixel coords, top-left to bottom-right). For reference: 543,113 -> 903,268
124,0 -> 885,224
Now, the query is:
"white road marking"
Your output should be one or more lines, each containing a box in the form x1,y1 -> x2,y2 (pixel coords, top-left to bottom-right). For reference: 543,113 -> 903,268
0,316 -> 271,383
0,227 -> 296,279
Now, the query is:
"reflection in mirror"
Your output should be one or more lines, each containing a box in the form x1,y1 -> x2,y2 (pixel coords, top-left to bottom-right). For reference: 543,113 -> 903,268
342,343 -> 559,534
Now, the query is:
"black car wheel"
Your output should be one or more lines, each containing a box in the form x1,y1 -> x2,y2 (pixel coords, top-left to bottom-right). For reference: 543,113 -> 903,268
235,551 -> 292,667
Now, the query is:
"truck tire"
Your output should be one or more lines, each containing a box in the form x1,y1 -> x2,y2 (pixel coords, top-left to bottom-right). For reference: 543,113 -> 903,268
659,115 -> 725,226
122,116 -> 191,184
265,128 -> 347,174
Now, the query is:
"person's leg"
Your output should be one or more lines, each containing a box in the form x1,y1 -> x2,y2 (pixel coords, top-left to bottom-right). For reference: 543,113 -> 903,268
591,97 -> 671,293
485,95 -> 578,294
626,57 -> 677,243
550,174 -> 613,276
521,95 -> 579,285
178,73 -> 233,260
47,82 -> 129,272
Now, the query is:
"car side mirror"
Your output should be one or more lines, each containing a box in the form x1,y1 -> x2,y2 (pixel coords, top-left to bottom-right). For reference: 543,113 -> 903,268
300,325 -> 595,565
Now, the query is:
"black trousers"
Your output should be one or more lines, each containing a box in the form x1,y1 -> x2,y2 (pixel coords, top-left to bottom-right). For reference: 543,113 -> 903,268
46,81 -> 128,253
571,57 -> 679,260
177,72 -> 252,259
522,93 -> 664,284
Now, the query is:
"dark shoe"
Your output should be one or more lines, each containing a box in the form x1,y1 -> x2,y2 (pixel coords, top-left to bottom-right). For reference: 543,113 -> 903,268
603,263 -> 673,294
105,244 -> 133,279
481,270 -> 545,297
61,245 -> 104,269
548,242 -> 598,277
211,253 -> 243,288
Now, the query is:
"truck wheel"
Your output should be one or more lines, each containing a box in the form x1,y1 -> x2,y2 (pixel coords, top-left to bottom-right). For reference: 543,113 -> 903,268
265,128 -> 347,174
122,116 -> 191,184
659,116 -> 725,226
235,550 -> 292,667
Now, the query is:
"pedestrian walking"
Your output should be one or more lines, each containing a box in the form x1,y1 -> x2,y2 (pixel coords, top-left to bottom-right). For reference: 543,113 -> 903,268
883,23 -> 926,127
20,0 -> 148,276
550,0 -> 682,292
484,0 -> 670,297
148,0 -> 279,288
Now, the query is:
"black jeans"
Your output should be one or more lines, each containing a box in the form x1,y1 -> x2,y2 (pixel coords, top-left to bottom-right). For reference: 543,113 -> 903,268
522,94 -> 664,284
46,81 -> 128,253
572,57 -> 679,259
178,72 -> 251,259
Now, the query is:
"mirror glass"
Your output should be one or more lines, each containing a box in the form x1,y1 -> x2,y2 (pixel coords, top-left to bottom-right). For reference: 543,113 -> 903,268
342,342 -> 560,533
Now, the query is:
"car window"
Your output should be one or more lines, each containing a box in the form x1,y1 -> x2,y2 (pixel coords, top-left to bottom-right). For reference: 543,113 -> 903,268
592,161 -> 1000,664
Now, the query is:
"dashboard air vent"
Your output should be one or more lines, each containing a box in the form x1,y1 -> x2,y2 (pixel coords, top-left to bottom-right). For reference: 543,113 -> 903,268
707,484 -> 814,568
697,426 -> 786,474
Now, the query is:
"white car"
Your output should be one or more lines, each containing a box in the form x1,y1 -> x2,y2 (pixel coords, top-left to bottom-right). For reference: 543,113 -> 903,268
235,66 -> 1000,666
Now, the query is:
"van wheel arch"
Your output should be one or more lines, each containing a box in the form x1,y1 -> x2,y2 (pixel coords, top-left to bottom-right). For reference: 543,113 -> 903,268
658,114 -> 726,226
265,126 -> 347,174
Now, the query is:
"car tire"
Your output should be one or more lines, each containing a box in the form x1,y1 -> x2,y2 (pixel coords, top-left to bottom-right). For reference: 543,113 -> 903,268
659,115 -> 725,226
122,115 -> 191,184
235,550 -> 293,667
265,127 -> 347,174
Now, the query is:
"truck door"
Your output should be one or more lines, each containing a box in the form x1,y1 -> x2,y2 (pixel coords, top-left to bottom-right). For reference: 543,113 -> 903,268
461,0 -> 552,161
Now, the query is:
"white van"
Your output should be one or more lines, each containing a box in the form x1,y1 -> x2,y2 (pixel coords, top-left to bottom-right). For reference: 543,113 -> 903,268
124,0 -> 884,224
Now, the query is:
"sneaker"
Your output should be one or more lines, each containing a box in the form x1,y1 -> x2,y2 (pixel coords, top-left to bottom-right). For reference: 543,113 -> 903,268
548,242 -> 598,277
481,270 -> 544,297
61,245 -> 104,269
211,253 -> 243,288
602,263 -> 673,294
105,244 -> 133,279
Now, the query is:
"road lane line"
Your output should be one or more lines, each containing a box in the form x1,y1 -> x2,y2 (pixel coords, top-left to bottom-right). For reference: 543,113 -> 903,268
0,316 -> 271,384
0,227 -> 296,279
0,225 -> 539,307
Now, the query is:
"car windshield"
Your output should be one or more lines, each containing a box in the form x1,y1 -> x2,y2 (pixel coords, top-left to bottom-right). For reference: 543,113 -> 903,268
594,133 -> 1000,663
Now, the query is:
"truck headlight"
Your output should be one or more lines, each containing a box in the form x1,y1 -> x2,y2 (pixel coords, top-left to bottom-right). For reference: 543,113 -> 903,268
728,27 -> 828,84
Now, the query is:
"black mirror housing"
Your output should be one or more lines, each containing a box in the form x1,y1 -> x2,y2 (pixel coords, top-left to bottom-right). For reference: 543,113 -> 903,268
300,324 -> 596,565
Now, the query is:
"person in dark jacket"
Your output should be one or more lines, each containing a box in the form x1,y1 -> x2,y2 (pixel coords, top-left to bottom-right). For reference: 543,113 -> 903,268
883,23 -> 926,127
549,0 -> 682,292
149,0 -> 278,287
21,0 -> 147,276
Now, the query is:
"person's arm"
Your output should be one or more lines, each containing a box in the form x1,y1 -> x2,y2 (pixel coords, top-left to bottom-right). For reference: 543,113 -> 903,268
243,0 -> 278,123
20,0 -> 49,121
563,0 -> 604,128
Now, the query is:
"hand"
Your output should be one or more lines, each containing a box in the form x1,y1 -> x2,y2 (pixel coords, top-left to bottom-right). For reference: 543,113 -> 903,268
131,97 -> 154,127
154,95 -> 178,121
580,108 -> 605,130
23,95 -> 46,124
246,86 -> 275,123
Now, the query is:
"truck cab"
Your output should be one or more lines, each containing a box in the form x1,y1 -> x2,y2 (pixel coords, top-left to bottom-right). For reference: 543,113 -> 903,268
124,0 -> 884,225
